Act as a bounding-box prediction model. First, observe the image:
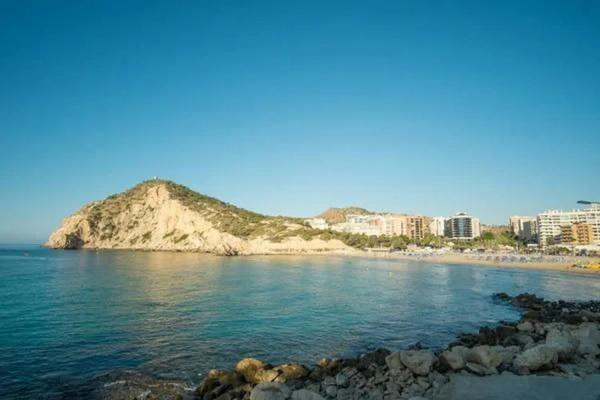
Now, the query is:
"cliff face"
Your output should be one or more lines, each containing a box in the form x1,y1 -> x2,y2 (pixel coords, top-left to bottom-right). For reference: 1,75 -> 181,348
46,180 -> 350,256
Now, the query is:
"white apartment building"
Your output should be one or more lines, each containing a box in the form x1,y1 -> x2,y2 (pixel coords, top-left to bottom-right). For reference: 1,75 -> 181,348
334,214 -> 386,236
429,217 -> 447,236
537,204 -> 600,246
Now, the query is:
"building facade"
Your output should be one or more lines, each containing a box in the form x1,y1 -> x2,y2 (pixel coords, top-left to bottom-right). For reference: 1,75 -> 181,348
537,204 -> 600,246
509,216 -> 537,238
429,217 -> 448,236
447,212 -> 481,240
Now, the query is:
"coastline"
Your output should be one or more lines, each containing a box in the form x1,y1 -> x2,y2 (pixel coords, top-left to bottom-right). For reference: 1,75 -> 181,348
100,292 -> 600,400
39,244 -> 600,275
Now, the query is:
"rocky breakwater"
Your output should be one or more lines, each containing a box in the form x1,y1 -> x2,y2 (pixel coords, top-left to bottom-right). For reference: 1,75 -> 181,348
125,293 -> 600,400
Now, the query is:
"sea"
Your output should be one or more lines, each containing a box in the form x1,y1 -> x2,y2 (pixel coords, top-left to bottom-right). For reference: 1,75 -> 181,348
1,245 -> 599,399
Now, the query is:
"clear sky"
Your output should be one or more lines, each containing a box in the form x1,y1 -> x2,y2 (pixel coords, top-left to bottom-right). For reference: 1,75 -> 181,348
1,1 -> 599,243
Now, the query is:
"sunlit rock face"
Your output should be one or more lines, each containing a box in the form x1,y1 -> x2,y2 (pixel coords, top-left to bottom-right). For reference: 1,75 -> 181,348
46,180 -> 350,256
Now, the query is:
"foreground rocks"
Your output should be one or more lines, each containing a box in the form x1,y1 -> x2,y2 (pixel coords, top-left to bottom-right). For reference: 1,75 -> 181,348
124,293 -> 600,400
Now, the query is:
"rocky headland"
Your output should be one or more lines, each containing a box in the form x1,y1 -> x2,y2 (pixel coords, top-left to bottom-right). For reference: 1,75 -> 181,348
99,293 -> 600,400
45,180 -> 351,256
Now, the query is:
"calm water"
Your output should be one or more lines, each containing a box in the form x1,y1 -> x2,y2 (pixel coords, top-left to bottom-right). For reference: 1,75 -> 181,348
1,246 -> 599,399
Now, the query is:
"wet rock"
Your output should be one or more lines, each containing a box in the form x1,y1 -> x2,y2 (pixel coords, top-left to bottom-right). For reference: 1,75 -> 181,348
399,350 -> 436,376
291,389 -> 324,400
513,344 -> 558,372
250,382 -> 291,400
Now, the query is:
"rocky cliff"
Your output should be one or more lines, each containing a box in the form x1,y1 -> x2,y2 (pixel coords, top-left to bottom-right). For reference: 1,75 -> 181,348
46,180 -> 350,255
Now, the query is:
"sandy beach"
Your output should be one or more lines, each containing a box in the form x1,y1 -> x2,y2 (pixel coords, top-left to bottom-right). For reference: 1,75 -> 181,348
341,250 -> 600,275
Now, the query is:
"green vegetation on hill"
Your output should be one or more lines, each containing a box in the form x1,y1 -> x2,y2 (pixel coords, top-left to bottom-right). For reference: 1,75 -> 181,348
80,180 -> 522,252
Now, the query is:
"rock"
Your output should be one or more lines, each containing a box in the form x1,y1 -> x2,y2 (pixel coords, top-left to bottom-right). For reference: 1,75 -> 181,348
207,370 -> 243,386
465,362 -> 498,375
545,328 -> 579,361
358,349 -> 390,369
335,367 -> 359,387
335,388 -> 354,400
399,350 -> 436,376
465,345 -> 502,369
517,321 -> 534,332
491,345 -> 520,365
513,344 -> 558,372
324,384 -> 337,398
236,358 -> 269,384
439,346 -> 467,371
385,352 -> 404,370
273,364 -> 309,383
291,389 -> 325,400
255,369 -> 281,383
572,322 -> 600,356
250,382 -> 291,400
504,332 -> 535,347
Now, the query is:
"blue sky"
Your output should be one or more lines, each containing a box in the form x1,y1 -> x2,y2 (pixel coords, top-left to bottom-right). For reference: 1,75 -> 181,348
1,1 -> 599,242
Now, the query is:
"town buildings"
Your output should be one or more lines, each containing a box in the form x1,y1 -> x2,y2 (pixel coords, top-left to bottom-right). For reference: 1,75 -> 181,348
304,218 -> 329,230
537,204 -> 600,246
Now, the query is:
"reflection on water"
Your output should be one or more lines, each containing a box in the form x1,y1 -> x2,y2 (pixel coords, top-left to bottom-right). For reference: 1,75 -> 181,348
0,248 -> 599,399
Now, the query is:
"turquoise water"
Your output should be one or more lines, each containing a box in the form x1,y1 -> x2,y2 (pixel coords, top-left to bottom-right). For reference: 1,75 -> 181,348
1,246 -> 599,399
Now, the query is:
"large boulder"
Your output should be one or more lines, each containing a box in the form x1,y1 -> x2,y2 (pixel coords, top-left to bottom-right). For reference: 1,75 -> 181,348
491,345 -> 520,365
236,358 -> 269,384
572,323 -> 600,356
513,344 -> 558,372
439,346 -> 467,371
272,364 -> 309,383
545,328 -> 579,361
399,350 -> 437,376
465,346 -> 503,369
250,382 -> 291,400
385,352 -> 404,370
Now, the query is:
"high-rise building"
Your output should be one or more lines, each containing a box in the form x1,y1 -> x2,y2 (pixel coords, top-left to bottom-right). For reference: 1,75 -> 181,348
537,204 -> 600,246
429,217 -> 448,236
521,220 -> 538,242
447,212 -> 481,240
509,216 -> 537,238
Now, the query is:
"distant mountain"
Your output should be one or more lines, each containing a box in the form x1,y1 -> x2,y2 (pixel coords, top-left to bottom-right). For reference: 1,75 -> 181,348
318,207 -> 373,224
46,180 -> 350,255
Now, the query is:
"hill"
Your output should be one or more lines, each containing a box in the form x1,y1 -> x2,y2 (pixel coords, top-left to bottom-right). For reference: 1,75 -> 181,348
46,180 -> 350,255
318,207 -> 373,224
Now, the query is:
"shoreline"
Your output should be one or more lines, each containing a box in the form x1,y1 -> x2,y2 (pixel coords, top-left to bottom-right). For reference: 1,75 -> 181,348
99,292 -> 600,400
36,244 -> 600,275
343,251 -> 600,275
